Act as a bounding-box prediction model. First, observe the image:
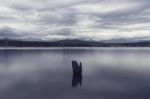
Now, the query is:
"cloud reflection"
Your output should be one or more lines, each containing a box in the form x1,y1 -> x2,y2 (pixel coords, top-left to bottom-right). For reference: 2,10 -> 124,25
0,49 -> 149,99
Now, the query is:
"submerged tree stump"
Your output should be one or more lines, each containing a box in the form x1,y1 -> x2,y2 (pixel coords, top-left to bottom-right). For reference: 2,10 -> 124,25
72,61 -> 82,76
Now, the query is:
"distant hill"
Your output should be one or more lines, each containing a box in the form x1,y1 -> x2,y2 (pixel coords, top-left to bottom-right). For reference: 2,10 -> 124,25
0,39 -> 150,47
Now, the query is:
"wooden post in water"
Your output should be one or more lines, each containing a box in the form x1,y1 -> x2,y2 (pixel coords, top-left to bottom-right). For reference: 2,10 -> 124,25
72,61 -> 82,76
72,60 -> 82,87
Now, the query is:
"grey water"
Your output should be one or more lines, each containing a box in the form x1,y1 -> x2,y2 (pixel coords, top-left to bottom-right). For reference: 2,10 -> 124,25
0,48 -> 150,99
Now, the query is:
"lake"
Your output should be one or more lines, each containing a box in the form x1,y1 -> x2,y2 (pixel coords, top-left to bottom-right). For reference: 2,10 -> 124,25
0,48 -> 150,99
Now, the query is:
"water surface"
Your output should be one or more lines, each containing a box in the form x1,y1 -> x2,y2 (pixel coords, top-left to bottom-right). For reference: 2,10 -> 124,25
0,48 -> 150,99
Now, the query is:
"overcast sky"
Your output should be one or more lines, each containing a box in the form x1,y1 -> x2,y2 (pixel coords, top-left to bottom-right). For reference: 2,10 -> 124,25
0,0 -> 150,41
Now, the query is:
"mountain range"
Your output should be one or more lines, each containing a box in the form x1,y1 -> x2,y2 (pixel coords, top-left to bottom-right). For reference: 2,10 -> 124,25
0,39 -> 150,47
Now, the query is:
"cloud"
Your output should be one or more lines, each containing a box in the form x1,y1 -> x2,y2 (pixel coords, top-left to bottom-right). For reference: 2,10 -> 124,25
0,26 -> 24,38
0,0 -> 150,41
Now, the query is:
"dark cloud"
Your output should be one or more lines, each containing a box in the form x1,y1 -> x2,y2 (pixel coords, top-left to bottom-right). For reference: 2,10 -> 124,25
0,26 -> 42,41
0,26 -> 23,38
53,28 -> 75,36
37,10 -> 77,26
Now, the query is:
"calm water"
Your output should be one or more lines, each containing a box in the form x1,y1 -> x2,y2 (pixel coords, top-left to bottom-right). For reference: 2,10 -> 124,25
0,48 -> 150,99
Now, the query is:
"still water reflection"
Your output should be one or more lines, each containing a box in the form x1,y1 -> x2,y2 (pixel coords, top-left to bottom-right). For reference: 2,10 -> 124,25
0,48 -> 150,99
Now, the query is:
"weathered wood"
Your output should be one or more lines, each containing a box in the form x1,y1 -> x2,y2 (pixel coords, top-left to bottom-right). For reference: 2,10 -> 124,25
72,61 -> 82,76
